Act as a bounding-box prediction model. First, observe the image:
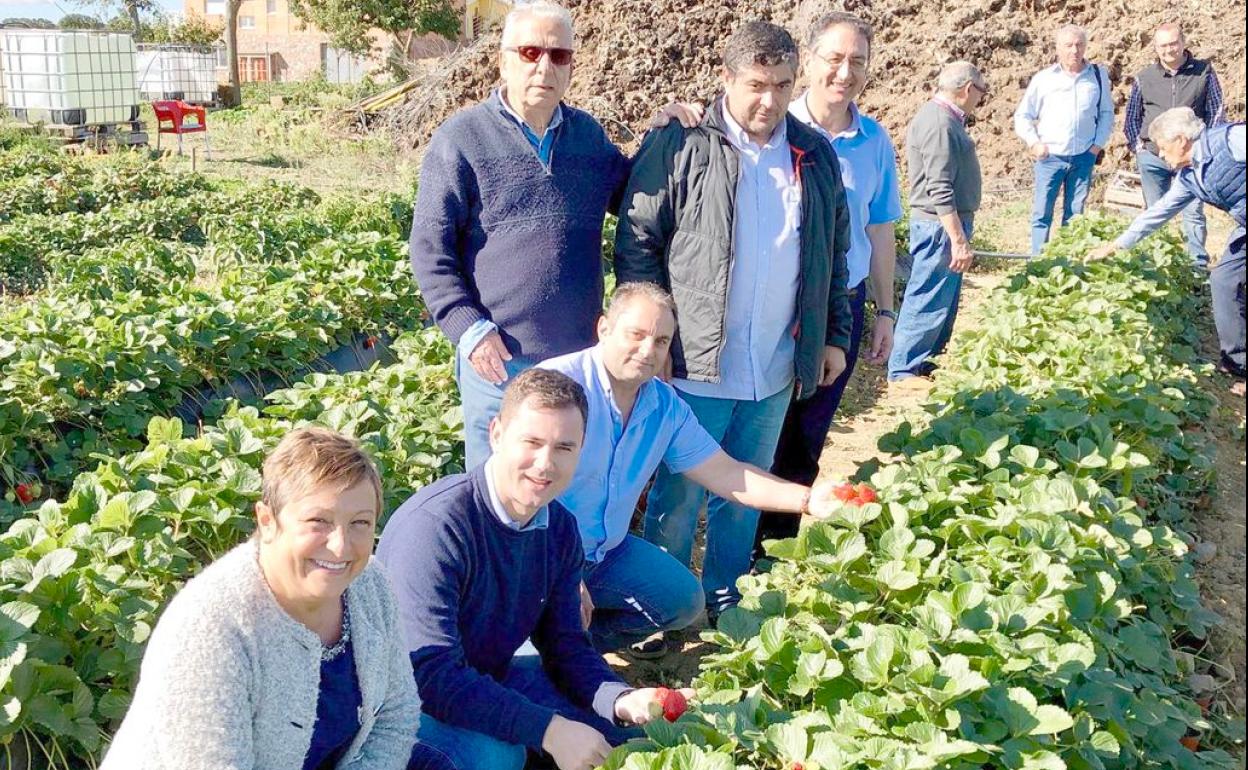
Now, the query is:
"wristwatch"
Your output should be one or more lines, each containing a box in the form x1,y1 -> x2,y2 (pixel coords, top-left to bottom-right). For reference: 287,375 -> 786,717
877,308 -> 898,322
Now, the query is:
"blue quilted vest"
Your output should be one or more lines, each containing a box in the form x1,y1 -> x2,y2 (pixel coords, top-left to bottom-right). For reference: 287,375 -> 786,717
1187,123 -> 1246,227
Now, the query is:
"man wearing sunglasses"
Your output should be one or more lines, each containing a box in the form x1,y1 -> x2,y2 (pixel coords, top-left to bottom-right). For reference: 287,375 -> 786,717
409,0 -> 628,472
614,21 -> 853,626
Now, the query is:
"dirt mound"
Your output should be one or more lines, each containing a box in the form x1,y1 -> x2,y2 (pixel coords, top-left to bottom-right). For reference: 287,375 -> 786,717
389,0 -> 1245,179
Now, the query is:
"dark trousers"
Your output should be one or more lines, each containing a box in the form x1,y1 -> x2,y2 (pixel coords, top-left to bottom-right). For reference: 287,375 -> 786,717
753,282 -> 867,560
1211,226 -> 1246,370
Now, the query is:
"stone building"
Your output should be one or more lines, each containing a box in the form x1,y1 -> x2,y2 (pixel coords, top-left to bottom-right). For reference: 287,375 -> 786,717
187,0 -> 457,83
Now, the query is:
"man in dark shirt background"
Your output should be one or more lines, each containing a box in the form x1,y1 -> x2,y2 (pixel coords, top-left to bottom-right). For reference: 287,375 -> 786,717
1124,22 -> 1226,269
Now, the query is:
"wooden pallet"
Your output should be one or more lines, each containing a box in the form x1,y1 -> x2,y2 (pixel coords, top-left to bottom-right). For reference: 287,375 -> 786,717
1103,170 -> 1146,213
18,120 -> 148,150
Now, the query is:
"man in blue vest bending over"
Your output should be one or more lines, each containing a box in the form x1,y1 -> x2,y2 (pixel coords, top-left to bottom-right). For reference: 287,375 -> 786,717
1091,107 -> 1245,385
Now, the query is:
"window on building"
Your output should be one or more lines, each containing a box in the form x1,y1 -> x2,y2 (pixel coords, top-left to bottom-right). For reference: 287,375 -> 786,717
266,0 -> 277,13
205,0 -> 225,14
239,15 -> 256,29
239,55 -> 270,83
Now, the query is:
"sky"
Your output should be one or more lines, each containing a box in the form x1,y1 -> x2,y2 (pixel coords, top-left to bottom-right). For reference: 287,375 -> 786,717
1,0 -> 183,23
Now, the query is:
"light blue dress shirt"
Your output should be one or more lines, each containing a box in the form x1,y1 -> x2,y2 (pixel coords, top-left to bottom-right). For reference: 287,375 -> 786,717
540,345 -> 720,563
1013,63 -> 1115,156
676,104 -> 802,402
789,95 -> 904,289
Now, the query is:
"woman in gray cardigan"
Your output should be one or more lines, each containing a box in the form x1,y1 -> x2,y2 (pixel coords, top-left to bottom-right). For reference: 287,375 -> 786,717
101,428 -> 443,770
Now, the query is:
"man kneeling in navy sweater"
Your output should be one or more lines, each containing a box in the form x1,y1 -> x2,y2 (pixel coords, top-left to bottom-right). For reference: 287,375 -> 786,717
378,368 -> 690,770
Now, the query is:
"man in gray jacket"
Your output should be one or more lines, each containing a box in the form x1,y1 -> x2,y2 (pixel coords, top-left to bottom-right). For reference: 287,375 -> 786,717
888,61 -> 987,383
614,20 -> 852,625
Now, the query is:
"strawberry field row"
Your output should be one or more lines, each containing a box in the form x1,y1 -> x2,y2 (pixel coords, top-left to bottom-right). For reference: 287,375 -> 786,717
603,217 -> 1240,770
0,139 -> 422,518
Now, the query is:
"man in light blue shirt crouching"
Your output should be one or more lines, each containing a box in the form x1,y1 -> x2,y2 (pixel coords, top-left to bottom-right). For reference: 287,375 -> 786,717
540,282 -> 841,658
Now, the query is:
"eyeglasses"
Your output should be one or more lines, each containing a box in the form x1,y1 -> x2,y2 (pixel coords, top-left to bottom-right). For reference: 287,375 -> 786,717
969,82 -> 990,97
812,49 -> 868,76
503,45 -> 574,66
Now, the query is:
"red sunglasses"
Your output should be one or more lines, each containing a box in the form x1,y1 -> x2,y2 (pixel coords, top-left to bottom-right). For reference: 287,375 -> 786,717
504,45 -> 574,66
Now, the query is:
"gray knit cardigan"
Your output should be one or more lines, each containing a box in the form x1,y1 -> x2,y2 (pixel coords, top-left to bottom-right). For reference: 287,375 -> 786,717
100,540 -> 420,770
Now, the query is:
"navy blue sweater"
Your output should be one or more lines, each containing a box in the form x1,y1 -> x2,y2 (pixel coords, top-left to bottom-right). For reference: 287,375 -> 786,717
376,466 -> 622,749
409,91 -> 630,361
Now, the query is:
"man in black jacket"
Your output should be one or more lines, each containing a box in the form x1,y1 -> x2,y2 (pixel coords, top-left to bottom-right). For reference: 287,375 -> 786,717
1124,22 -> 1227,269
614,20 -> 852,629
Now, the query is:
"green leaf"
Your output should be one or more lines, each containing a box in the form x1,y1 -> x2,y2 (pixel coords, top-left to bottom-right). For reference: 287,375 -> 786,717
0,602 -> 40,633
876,560 -> 919,591
1030,704 -> 1075,735
851,635 -> 894,687
715,607 -> 764,644
765,722 -> 809,762
759,617 -> 788,658
146,415 -> 185,444
1089,730 -> 1120,756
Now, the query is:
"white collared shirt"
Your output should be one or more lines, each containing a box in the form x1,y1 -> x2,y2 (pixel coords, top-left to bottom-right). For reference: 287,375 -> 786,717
674,103 -> 801,402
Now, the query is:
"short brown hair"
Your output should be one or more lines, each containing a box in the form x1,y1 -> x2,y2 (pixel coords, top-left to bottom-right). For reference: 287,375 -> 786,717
261,427 -> 383,521
604,281 -> 677,327
807,11 -> 874,59
498,369 -> 588,432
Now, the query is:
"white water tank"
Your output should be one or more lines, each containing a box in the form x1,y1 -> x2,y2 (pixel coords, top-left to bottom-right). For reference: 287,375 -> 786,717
0,29 -> 140,126
136,44 -> 217,105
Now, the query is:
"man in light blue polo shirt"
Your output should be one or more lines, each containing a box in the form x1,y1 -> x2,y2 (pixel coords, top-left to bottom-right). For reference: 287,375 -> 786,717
1014,24 -> 1115,255
756,11 -> 903,559
541,283 -> 841,658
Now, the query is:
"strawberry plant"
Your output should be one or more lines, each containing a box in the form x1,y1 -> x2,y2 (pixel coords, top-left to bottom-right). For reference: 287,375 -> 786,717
602,217 -> 1240,769
0,232 -> 427,506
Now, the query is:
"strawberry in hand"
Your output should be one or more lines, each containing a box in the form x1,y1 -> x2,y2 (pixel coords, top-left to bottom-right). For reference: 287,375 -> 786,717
615,686 -> 694,726
809,480 -> 881,518
853,483 -> 878,504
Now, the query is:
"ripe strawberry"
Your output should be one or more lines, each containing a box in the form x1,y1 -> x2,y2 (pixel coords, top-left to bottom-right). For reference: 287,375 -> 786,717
649,687 -> 686,722
363,336 -> 378,350
15,483 -> 34,504
1180,734 -> 1200,751
833,483 -> 857,502
791,764 -> 804,770
853,483 -> 878,504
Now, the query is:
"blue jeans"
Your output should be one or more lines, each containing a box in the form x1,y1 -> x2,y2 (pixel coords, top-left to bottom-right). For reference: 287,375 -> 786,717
1030,150 -> 1096,255
889,216 -> 974,381
753,283 -> 868,556
584,534 -> 704,652
407,742 -> 458,770
1211,226 -> 1246,370
415,655 -> 638,770
454,341 -> 535,470
643,384 -> 792,613
1137,148 -> 1209,267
